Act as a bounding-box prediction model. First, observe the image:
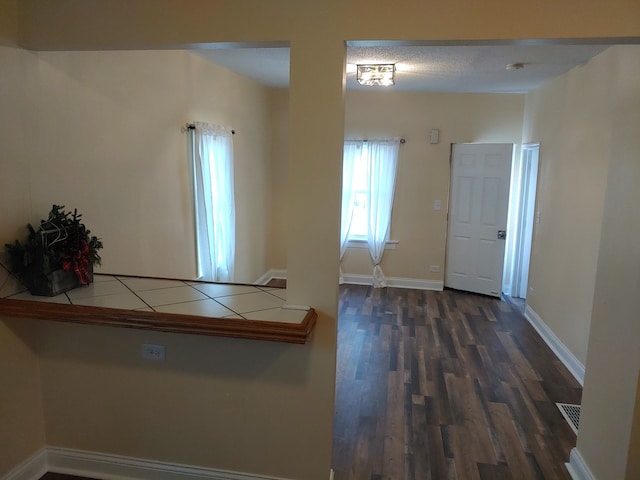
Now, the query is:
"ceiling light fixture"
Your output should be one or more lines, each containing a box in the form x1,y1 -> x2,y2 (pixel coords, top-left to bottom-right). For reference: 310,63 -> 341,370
357,64 -> 395,86
506,62 -> 525,71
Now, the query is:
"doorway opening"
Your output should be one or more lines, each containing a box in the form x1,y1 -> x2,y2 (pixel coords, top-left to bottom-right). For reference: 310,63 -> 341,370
503,143 -> 540,299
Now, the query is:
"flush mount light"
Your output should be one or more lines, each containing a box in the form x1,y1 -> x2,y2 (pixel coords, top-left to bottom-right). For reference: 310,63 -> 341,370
357,64 -> 395,86
506,62 -> 525,71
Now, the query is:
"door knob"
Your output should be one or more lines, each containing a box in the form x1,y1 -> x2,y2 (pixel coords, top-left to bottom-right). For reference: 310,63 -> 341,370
497,230 -> 506,240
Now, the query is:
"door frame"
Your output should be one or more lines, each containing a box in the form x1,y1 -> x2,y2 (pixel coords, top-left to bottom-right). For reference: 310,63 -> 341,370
508,142 -> 540,298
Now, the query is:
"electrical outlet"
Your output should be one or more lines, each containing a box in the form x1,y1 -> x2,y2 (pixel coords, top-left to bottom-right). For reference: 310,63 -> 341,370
142,344 -> 165,361
429,265 -> 441,273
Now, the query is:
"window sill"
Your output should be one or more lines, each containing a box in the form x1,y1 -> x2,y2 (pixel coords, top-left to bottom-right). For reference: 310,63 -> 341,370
346,239 -> 398,250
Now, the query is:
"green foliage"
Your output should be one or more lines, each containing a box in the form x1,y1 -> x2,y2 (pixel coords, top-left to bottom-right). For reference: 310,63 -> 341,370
4,205 -> 103,285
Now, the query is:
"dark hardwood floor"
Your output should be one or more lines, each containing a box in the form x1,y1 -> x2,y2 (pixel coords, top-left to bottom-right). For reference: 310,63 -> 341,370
264,278 -> 287,288
40,284 -> 580,480
332,285 -> 581,480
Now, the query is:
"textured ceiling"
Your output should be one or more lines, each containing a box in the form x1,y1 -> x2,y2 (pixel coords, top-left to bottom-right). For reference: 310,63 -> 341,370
194,44 -> 610,93
195,47 -> 291,89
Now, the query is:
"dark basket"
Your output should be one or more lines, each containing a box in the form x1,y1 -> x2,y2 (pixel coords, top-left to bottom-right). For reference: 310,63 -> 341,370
27,265 -> 94,297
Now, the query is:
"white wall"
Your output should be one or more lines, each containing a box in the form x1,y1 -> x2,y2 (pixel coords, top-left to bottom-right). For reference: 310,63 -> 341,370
522,49 -> 613,366
0,4 -> 47,472
0,42 -> 336,480
1,48 -> 274,284
0,318 -> 45,477
0,47 -> 32,251
342,91 -> 524,283
573,45 -> 640,480
265,88 -> 289,272
522,44 -> 640,480
4,1 -> 640,479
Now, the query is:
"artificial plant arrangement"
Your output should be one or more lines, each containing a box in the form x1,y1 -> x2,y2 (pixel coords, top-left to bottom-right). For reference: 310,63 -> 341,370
5,205 -> 103,296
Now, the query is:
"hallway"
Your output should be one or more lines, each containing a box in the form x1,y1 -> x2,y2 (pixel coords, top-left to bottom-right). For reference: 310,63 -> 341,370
332,285 -> 581,479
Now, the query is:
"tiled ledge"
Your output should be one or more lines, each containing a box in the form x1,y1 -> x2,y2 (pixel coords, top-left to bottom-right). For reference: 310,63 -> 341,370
0,274 -> 317,344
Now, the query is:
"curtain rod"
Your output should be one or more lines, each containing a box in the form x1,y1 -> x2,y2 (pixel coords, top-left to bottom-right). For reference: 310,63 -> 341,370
182,125 -> 403,143
348,138 -> 406,144
182,123 -> 235,135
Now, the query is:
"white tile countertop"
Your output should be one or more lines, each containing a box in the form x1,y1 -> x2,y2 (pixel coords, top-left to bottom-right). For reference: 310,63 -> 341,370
0,274 -> 316,344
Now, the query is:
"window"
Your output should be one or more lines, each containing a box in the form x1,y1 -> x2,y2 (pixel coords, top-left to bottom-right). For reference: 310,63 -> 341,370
190,122 -> 236,282
340,138 -> 400,287
348,143 -> 369,239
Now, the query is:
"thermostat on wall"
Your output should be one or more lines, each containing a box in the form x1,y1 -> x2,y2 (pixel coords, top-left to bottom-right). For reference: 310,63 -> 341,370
429,128 -> 440,144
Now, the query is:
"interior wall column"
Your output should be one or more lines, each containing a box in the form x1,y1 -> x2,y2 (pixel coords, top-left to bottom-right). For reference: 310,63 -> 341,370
575,46 -> 640,480
286,36 -> 346,477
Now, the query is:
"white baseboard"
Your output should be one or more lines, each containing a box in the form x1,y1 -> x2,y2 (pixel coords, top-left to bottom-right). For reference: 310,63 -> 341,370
0,446 -> 294,480
524,304 -> 585,386
254,269 -> 287,285
566,448 -> 595,480
341,273 -> 444,291
46,446 -> 293,480
0,448 -> 47,480
255,270 -> 444,292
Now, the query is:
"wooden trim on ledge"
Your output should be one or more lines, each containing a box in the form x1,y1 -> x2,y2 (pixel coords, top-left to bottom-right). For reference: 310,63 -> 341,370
0,298 -> 317,344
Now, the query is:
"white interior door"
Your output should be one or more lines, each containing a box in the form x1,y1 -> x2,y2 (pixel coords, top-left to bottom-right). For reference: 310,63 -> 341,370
445,143 -> 513,297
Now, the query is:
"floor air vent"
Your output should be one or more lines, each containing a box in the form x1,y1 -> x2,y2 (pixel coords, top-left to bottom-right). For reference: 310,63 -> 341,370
556,403 -> 581,435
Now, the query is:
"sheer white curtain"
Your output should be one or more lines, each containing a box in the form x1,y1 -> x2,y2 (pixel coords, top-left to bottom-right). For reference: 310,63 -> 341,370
365,138 -> 400,287
192,122 -> 235,282
340,141 -> 363,258
339,141 -> 363,283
